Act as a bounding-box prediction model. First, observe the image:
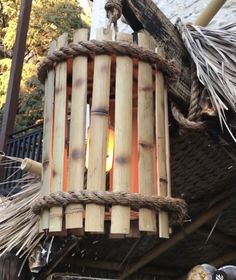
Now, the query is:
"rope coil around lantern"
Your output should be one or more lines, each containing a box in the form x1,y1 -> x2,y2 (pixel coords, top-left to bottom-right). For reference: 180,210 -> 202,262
32,190 -> 187,225
37,40 -> 180,85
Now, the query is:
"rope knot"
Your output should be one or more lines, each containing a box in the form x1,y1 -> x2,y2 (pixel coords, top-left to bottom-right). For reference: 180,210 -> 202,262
105,0 -> 123,23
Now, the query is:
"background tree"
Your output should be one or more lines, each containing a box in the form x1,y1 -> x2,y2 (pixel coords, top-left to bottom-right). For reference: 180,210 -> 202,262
0,0 -> 90,131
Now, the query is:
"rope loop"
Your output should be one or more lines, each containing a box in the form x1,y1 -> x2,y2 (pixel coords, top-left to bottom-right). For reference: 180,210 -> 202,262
105,0 -> 123,23
171,63 -> 207,131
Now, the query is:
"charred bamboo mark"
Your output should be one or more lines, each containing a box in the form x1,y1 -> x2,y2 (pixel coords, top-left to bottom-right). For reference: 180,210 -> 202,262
115,156 -> 130,165
71,148 -> 84,160
54,85 -> 64,95
74,78 -> 85,87
100,64 -> 110,73
140,86 -> 153,92
138,140 -> 154,149
160,177 -> 168,183
91,107 -> 109,117
44,116 -> 50,124
43,160 -> 49,168
52,170 -> 57,177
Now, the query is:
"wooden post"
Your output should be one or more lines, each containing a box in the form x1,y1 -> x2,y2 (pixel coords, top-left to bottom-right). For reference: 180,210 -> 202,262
0,0 -> 32,181
137,32 -> 156,233
85,28 -> 112,233
110,32 -> 133,235
49,33 -> 68,233
155,47 -> 170,238
41,41 -> 56,231
66,29 -> 89,230
194,0 -> 226,27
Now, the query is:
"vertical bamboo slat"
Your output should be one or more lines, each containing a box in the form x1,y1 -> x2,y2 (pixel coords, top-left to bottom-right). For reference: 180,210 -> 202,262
85,28 -> 112,232
164,87 -> 171,198
49,33 -> 68,233
137,32 -> 157,232
40,41 -> 56,232
66,29 -> 89,230
155,47 -> 170,238
111,32 -> 133,235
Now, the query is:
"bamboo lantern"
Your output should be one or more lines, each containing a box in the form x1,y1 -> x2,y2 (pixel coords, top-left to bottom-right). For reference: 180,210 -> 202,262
37,28 -> 179,237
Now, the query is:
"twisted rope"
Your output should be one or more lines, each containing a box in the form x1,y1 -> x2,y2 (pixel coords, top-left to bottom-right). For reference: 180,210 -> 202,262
187,64 -> 204,122
37,40 -> 180,84
32,190 -> 187,225
171,64 -> 206,130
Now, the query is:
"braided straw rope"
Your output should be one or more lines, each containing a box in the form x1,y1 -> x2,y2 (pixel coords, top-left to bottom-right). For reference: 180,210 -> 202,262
38,40 -> 180,84
32,190 -> 187,225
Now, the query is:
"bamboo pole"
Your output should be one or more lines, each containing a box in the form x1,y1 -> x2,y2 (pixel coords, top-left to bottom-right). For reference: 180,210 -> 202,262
85,28 -> 112,233
20,158 -> 42,176
137,32 -> 156,233
66,29 -> 89,230
110,32 -> 133,235
194,0 -> 226,27
155,47 -> 170,239
40,41 -> 56,231
49,33 -> 68,233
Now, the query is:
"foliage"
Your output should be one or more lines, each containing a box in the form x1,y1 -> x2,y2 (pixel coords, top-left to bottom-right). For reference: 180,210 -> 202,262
0,0 -> 90,131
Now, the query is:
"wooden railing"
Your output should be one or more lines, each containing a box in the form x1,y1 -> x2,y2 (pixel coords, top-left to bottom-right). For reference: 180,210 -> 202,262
1,125 -> 43,195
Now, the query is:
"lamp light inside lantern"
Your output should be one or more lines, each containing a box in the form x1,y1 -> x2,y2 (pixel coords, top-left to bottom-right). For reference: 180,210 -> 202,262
86,127 -> 114,172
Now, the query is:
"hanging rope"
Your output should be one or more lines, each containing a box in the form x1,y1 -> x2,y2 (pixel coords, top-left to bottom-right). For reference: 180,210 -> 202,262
171,64 -> 206,130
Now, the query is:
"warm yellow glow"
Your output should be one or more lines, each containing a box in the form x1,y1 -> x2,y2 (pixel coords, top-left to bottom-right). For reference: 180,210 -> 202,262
86,127 -> 114,172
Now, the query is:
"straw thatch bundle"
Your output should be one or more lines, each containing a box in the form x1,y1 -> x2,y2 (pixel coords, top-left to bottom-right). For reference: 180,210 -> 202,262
177,19 -> 236,141
0,157 -> 42,258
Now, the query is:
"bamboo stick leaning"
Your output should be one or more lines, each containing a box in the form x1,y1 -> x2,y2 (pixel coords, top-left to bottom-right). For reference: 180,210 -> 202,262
40,41 -> 56,232
111,32 -> 133,235
137,32 -> 157,233
20,158 -> 42,176
194,0 -> 226,27
66,29 -> 89,230
49,33 -> 68,233
85,28 -> 112,233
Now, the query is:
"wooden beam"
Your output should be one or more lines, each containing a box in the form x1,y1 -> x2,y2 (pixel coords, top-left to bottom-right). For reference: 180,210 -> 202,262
0,0 -> 32,179
59,257 -> 182,277
122,0 -> 191,104
211,251 -> 236,268
48,274 -> 114,280
119,195 -> 236,279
